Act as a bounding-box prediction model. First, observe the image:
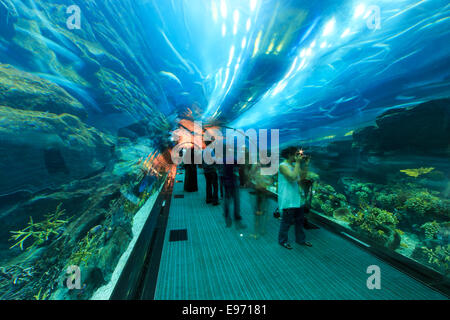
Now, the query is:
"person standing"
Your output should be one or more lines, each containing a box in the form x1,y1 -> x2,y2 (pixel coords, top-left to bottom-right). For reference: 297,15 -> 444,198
203,141 -> 219,205
249,164 -> 273,239
184,146 -> 198,192
222,149 -> 246,229
278,147 -> 312,249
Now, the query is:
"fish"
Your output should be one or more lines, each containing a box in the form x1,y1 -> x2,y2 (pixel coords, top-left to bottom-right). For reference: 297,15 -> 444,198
400,167 -> 435,178
159,71 -> 183,87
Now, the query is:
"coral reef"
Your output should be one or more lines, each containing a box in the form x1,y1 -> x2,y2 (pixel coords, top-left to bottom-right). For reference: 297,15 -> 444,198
0,64 -> 87,118
312,182 -> 348,217
348,206 -> 402,250
420,221 -> 440,240
0,106 -> 115,195
348,182 -> 372,205
374,192 -> 402,210
403,191 -> 443,217
422,245 -> 450,276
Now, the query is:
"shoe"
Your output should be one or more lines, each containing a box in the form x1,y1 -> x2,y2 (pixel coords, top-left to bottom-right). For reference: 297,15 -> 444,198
235,220 -> 247,230
297,241 -> 312,247
213,202 -> 219,206
280,242 -> 293,250
225,217 -> 232,228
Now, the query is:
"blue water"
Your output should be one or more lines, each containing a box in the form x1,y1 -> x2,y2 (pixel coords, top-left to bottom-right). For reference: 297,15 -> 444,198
142,0 -> 450,143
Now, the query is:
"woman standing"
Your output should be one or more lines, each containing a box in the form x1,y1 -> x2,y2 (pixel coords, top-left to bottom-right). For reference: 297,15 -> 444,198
184,146 -> 198,192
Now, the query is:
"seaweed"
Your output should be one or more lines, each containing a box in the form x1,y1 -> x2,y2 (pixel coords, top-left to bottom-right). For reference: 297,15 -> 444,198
422,245 -> 450,276
9,204 -> 68,251
33,287 -> 49,300
68,232 -> 100,267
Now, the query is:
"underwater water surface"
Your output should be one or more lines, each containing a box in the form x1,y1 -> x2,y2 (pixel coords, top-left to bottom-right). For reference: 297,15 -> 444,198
0,0 -> 449,300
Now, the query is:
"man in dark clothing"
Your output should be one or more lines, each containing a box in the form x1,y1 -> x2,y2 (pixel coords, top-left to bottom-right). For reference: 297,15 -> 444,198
203,141 -> 219,205
222,161 -> 246,229
204,164 -> 219,205
184,147 -> 198,192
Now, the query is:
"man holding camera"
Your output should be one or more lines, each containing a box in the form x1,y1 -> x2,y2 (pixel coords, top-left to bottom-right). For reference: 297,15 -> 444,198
278,147 -> 313,250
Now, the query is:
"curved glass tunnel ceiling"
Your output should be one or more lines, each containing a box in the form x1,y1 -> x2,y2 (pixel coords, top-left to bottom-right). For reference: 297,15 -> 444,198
145,0 -> 450,144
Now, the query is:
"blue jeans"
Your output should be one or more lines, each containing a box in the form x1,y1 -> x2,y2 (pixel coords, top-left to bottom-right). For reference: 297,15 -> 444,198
278,207 -> 306,245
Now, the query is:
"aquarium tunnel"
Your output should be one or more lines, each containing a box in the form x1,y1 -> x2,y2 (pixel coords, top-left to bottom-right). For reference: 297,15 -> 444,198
0,0 -> 449,300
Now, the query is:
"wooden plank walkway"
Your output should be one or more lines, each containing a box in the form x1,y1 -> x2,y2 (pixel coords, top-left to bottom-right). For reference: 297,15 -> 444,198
154,169 -> 446,300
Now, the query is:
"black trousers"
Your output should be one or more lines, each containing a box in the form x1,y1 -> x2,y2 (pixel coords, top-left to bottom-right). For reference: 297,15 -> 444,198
278,206 -> 306,245
224,185 -> 241,220
184,164 -> 198,192
205,171 -> 219,203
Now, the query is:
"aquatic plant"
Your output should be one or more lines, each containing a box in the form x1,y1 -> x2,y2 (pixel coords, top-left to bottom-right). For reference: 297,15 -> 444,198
422,245 -> 450,275
403,191 -> 441,217
9,204 -> 68,251
420,221 -> 440,240
33,288 -> 49,300
312,183 -> 349,217
69,233 -> 100,266
374,192 -> 402,210
350,206 -> 399,230
124,199 -> 140,217
321,201 -> 335,217
348,182 -> 372,205
400,167 -> 434,178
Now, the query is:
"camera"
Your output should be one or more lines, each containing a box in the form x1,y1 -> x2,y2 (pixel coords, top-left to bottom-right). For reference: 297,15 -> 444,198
296,149 -> 310,160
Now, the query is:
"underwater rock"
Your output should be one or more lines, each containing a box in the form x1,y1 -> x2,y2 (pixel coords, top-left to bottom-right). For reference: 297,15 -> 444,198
117,119 -> 153,141
333,207 -> 352,221
0,0 -> 167,127
353,99 -> 450,155
0,65 -> 87,119
0,107 -> 115,196
0,0 -> 18,39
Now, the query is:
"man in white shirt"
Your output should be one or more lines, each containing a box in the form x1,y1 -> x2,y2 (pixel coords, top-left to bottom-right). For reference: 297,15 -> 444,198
278,147 -> 313,249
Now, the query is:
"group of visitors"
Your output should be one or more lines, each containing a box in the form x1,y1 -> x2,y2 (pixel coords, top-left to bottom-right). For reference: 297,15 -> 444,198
182,145 -> 314,250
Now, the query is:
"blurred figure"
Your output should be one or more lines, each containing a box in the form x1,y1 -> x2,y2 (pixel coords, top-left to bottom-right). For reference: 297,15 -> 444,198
184,146 -> 198,192
238,147 -> 251,187
216,154 -> 225,200
203,141 -> 219,205
218,168 -> 224,199
277,147 -> 312,249
249,164 -> 273,239
222,148 -> 246,229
